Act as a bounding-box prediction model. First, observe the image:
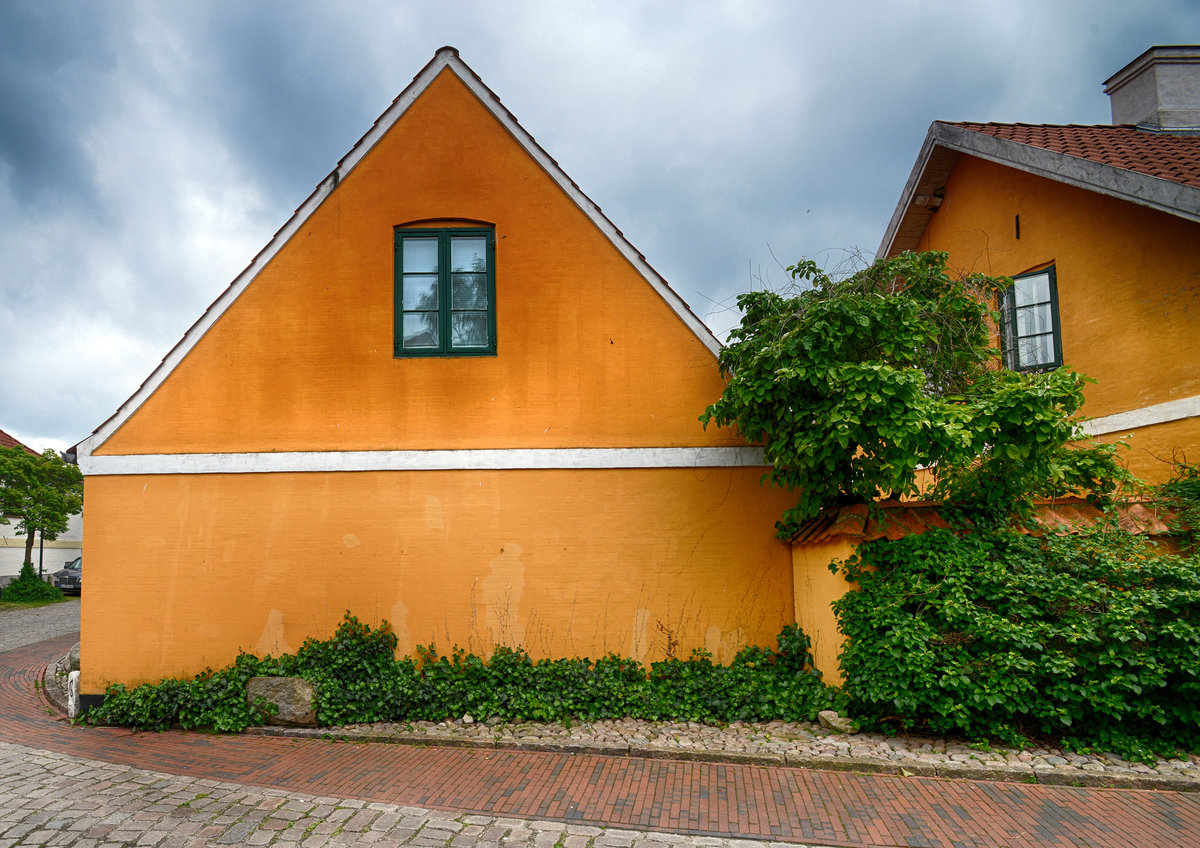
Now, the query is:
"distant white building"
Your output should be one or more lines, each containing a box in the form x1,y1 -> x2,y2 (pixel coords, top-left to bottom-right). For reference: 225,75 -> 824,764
0,511 -> 83,578
0,428 -> 83,578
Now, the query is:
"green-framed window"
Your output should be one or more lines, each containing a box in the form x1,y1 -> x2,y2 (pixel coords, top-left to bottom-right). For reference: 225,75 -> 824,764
999,266 -> 1062,371
394,227 -> 496,357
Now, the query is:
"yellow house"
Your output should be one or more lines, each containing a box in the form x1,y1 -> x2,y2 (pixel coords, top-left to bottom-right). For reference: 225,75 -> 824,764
878,45 -> 1200,482
790,45 -> 1200,681
74,48 -> 804,704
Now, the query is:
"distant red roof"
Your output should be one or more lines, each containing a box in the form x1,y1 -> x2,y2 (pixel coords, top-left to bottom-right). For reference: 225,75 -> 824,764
791,497 -> 1176,545
0,429 -> 38,457
947,122 -> 1200,189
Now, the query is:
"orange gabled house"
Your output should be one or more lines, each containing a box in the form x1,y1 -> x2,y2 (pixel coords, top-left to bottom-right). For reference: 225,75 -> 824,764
789,45 -> 1200,682
74,48 -> 801,702
877,45 -> 1200,482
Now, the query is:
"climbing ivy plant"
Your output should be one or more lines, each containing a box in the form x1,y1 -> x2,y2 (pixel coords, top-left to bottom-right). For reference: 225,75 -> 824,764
832,524 -> 1200,761
85,613 -> 843,731
700,251 -> 1128,535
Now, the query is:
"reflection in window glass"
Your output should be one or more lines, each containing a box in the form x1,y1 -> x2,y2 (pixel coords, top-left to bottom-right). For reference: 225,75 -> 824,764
1001,268 -> 1061,371
395,228 -> 495,356
1019,334 -> 1055,367
452,312 -> 489,347
404,239 -> 439,273
452,274 -> 488,309
402,275 -> 438,311
451,237 -> 487,272
1015,304 -> 1052,336
1013,274 -> 1049,307
402,313 -> 439,348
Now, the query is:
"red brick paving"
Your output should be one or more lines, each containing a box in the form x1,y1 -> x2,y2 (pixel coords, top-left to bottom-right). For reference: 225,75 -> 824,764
9,633 -> 1200,847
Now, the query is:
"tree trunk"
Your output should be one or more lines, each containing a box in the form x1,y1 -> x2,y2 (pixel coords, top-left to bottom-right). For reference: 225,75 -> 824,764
23,529 -> 35,569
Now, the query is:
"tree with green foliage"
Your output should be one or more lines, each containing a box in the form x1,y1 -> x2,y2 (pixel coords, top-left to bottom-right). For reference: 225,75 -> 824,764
700,251 -> 1128,535
0,446 -> 83,571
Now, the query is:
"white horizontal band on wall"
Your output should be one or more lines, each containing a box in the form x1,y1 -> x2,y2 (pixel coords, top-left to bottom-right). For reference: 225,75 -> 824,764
0,538 -> 80,549
1081,395 -> 1200,437
79,447 -> 768,476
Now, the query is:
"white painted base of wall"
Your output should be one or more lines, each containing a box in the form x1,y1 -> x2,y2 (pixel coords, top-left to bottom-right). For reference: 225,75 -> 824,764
67,671 -> 80,719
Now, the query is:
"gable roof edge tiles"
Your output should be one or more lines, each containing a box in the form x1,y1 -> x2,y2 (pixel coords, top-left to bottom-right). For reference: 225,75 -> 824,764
879,120 -> 1200,258
78,46 -> 721,460
0,429 -> 39,457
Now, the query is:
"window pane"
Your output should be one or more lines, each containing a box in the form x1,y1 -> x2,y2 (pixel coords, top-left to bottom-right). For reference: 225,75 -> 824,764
1018,333 -> 1055,367
1016,304 -> 1052,336
451,311 -> 488,347
395,228 -> 495,356
1013,273 -> 1050,307
402,312 -> 439,348
451,237 -> 487,273
452,273 -> 488,309
402,238 -> 438,273
402,275 -> 438,310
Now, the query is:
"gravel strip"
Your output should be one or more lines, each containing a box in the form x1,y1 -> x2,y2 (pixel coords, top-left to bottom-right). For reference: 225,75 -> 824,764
244,715 -> 1200,791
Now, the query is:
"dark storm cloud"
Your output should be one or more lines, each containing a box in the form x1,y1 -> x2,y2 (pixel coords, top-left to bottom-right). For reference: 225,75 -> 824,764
2,0 -> 1199,450
142,3 -> 498,209
0,3 -> 118,208
168,5 -> 383,202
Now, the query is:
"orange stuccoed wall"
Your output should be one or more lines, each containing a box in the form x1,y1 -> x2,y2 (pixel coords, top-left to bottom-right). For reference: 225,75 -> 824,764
912,155 -> 1200,481
80,67 -> 809,695
95,70 -> 731,456
81,469 -> 798,692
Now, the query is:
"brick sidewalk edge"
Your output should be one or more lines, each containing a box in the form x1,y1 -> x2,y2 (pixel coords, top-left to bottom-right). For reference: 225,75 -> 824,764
41,649 -> 1199,794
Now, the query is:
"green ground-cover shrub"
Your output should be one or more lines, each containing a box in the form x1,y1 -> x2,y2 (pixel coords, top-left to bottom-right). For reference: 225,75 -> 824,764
833,524 -> 1200,761
92,652 -> 289,732
86,614 -> 843,732
1,562 -> 63,603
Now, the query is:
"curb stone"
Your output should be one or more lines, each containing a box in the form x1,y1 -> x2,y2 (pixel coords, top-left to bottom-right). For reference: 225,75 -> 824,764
41,657 -> 70,715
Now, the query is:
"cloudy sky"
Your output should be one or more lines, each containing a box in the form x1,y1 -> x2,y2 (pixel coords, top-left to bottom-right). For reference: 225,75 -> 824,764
1,1 -> 1196,452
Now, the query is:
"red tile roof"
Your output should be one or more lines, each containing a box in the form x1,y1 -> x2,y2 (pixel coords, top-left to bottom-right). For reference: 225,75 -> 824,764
0,429 -> 39,456
791,497 -> 1176,544
948,122 -> 1200,190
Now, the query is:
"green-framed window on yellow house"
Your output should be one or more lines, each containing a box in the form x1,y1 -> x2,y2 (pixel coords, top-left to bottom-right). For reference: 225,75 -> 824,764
394,227 -> 496,357
1000,266 -> 1062,371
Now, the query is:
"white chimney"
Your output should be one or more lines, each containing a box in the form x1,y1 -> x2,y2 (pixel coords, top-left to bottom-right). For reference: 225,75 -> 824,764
1104,45 -> 1200,134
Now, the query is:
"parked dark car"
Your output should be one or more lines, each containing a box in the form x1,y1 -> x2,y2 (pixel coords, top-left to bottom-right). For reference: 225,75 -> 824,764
52,557 -> 81,595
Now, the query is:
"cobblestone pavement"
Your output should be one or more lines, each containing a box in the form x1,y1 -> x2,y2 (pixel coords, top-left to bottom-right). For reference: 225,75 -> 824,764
2,606 -> 834,848
0,598 -> 79,652
1,742 -> 809,848
5,604 -> 1200,847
